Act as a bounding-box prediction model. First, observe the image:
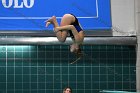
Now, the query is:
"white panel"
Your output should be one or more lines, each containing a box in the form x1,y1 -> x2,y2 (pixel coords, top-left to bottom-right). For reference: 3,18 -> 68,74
136,0 -> 140,35
111,0 -> 136,36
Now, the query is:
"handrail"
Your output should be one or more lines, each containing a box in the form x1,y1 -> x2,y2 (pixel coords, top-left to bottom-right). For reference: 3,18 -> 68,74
0,36 -> 137,45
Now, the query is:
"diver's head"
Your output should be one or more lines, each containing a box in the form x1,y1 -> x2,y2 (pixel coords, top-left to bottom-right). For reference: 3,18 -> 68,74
70,44 -> 79,53
70,43 -> 82,57
70,44 -> 83,58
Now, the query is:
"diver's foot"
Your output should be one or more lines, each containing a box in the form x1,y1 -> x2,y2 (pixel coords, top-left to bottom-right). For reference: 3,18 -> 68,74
45,16 -> 56,27
46,22 -> 51,27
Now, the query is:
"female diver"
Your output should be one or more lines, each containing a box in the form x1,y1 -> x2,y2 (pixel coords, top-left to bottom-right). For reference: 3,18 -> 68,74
45,14 -> 84,57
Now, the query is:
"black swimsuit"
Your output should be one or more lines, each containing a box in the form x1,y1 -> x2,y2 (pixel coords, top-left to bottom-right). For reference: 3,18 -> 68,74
69,14 -> 83,39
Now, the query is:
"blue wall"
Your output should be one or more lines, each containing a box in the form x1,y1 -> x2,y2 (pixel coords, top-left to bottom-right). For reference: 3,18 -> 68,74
0,0 -> 112,31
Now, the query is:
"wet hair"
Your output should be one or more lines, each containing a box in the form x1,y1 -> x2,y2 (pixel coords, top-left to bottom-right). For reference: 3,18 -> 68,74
74,48 -> 82,57
74,45 -> 84,58
63,87 -> 72,93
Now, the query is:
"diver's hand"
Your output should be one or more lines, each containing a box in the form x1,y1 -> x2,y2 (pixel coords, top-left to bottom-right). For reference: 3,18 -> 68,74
54,27 -> 60,33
